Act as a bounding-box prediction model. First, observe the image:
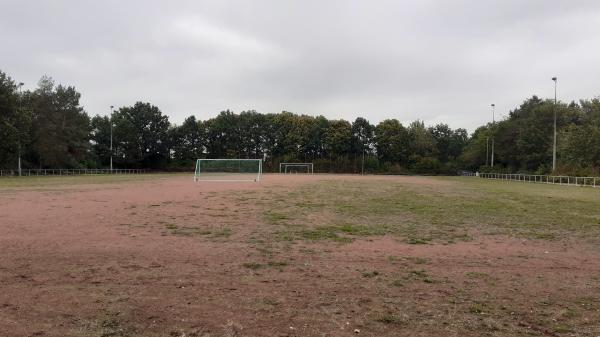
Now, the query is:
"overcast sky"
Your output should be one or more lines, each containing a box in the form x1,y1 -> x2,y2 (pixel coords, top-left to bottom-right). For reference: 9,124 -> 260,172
2,0 -> 600,132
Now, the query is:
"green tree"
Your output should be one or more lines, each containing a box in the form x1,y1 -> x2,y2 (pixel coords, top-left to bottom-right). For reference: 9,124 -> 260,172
407,120 -> 438,170
29,76 -> 90,168
352,117 -> 375,154
325,119 -> 352,156
352,117 -> 375,173
112,102 -> 170,167
375,119 -> 409,165
169,115 -> 205,165
238,110 -> 267,158
460,125 -> 491,170
204,110 -> 243,158
90,115 -> 112,167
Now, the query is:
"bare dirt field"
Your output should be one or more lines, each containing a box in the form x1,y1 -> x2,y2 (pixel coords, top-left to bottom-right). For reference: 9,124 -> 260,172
1,174 -> 599,337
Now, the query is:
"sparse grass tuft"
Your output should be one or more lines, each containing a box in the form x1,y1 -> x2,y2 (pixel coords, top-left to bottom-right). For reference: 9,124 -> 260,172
407,237 -> 431,245
242,262 -> 263,270
466,271 -> 489,279
299,226 -> 353,242
375,313 -> 405,325
212,228 -> 233,238
362,270 -> 380,278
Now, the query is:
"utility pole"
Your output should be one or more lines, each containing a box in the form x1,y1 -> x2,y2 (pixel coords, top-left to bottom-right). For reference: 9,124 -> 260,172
491,104 -> 495,168
552,77 -> 557,171
17,82 -> 24,177
110,106 -> 114,172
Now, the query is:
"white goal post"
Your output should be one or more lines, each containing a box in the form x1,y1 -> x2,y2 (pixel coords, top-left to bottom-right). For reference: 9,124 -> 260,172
194,159 -> 262,182
279,162 -> 314,174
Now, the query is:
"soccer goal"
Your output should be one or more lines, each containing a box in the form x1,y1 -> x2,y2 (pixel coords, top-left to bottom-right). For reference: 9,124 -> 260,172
279,162 -> 314,174
194,159 -> 262,182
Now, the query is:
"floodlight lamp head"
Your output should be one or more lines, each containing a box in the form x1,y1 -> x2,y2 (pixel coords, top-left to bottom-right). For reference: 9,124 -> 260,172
551,77 -> 557,82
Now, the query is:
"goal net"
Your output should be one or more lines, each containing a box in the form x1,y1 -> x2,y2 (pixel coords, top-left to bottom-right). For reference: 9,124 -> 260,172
194,159 -> 262,182
279,162 -> 314,174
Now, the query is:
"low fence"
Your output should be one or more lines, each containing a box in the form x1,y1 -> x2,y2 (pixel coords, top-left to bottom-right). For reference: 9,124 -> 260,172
477,172 -> 599,188
0,168 -> 147,177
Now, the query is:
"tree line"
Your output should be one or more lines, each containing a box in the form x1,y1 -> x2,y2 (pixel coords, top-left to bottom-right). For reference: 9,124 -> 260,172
463,96 -> 600,176
1,70 -> 599,175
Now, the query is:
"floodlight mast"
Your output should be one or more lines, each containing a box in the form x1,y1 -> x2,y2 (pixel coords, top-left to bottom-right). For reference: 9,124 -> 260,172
490,104 -> 495,168
552,77 -> 557,171
361,147 -> 365,175
17,82 -> 24,176
110,105 -> 114,172
485,138 -> 489,167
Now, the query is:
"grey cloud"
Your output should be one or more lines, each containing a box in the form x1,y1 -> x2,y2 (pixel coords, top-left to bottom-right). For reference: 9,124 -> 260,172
2,0 -> 600,131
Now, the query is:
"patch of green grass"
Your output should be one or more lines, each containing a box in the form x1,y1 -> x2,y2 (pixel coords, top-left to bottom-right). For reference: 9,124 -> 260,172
257,177 -> 600,244
164,224 -> 229,238
406,237 -> 431,245
560,308 -> 579,319
466,271 -> 489,279
405,256 -> 429,264
265,211 -> 289,223
468,303 -> 487,314
242,262 -> 263,270
337,223 -> 390,236
77,310 -> 135,337
553,324 -> 574,333
212,228 -> 232,238
242,261 -> 288,271
390,279 -> 404,287
375,313 -> 405,325
403,269 -> 437,283
294,201 -> 325,208
0,173 -> 177,190
261,297 -> 280,307
408,270 -> 429,278
362,270 -> 380,278
526,231 -> 558,240
275,223 -> 392,243
171,228 -> 213,237
299,226 -> 352,242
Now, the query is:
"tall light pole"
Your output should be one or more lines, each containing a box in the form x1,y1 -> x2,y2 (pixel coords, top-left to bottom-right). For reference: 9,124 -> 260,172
485,138 -> 489,166
110,106 -> 114,172
551,77 -> 557,171
361,144 -> 365,175
17,82 -> 24,177
490,103 -> 495,168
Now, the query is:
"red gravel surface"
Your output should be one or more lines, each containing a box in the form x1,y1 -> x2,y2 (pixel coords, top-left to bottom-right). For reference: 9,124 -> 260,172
0,174 -> 598,337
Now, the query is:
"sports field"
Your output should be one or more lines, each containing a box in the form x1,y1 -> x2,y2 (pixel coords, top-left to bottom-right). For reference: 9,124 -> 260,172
1,174 -> 599,337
